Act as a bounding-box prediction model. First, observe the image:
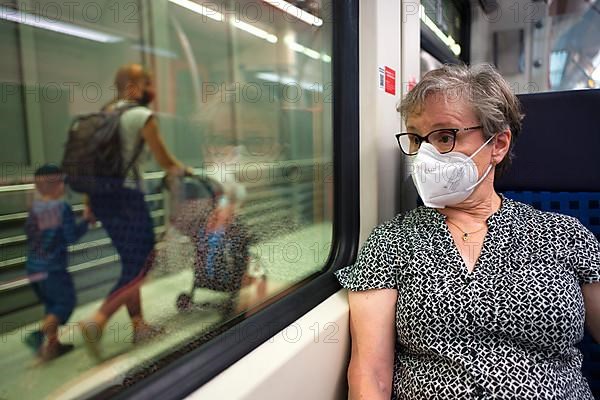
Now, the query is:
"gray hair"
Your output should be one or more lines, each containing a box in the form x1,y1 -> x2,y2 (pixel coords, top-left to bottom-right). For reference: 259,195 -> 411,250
398,63 -> 524,176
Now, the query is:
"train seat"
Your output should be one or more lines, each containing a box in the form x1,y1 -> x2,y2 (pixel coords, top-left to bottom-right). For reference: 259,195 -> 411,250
497,89 -> 600,399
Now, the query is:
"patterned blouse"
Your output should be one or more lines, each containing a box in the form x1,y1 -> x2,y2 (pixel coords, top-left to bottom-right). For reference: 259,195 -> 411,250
336,195 -> 600,399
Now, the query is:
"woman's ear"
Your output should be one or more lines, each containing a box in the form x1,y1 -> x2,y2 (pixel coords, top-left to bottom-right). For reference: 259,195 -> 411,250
492,129 -> 511,165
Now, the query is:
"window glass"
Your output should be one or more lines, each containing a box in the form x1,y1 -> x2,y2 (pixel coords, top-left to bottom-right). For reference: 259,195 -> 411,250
421,49 -> 443,77
471,0 -> 600,94
0,1 -> 333,398
420,0 -> 464,58
545,0 -> 600,90
0,18 -> 29,166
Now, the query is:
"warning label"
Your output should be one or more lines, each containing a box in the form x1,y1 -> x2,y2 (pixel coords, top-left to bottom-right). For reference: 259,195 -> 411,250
384,66 -> 396,95
378,66 -> 396,95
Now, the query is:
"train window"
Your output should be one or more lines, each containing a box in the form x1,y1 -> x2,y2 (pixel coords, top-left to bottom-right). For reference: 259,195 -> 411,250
544,0 -> 600,91
471,0 -> 599,94
0,18 -> 29,165
421,49 -> 444,77
421,0 -> 465,58
0,0 -> 333,398
419,0 -> 470,64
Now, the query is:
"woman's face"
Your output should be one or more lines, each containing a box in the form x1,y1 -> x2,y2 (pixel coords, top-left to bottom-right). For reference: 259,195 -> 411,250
406,93 -> 494,178
124,72 -> 155,105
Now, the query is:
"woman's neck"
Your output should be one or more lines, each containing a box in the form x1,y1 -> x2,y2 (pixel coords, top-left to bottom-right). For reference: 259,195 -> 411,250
438,184 -> 501,227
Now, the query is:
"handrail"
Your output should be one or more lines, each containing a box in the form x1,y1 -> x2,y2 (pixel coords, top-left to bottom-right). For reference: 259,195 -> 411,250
0,171 -> 166,194
0,234 -> 26,247
0,194 -> 164,224
0,255 -> 118,292
0,225 -> 166,293
0,159 -> 328,193
0,216 -> 166,272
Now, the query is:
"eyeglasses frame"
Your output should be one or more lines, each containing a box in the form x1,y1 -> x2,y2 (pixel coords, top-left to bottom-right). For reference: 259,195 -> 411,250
395,125 -> 483,155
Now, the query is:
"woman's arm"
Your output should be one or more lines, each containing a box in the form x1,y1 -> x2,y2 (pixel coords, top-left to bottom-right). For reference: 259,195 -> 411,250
583,283 -> 600,342
347,288 -> 397,400
141,116 -> 186,172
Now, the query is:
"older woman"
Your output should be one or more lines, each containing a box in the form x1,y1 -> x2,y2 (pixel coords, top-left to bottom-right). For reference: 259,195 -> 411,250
335,64 -> 600,399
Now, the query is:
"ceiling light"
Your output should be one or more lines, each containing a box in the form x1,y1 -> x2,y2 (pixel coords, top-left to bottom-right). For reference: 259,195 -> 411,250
169,0 -> 224,21
284,35 -> 330,62
256,72 -> 323,92
419,5 -> 461,56
231,19 -> 278,43
169,1 -> 276,44
261,0 -> 323,27
132,44 -> 178,59
0,5 -> 121,43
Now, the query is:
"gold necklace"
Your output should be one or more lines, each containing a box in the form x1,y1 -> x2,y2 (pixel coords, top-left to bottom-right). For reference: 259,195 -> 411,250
446,219 -> 487,241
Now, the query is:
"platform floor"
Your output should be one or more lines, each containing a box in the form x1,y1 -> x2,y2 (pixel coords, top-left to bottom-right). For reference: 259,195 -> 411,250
0,223 -> 332,400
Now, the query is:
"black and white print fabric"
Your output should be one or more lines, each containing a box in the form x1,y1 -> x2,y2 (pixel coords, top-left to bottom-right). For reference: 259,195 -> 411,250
336,195 -> 600,399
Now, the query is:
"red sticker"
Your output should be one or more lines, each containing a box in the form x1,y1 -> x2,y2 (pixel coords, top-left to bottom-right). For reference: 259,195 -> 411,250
385,66 -> 396,95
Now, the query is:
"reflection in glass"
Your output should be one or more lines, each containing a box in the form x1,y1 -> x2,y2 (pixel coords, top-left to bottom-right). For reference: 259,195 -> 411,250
0,0 -> 333,398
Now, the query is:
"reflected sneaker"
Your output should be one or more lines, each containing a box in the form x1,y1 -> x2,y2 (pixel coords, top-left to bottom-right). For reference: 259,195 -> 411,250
133,324 -> 165,344
24,330 -> 44,354
79,321 -> 102,360
40,342 -> 74,362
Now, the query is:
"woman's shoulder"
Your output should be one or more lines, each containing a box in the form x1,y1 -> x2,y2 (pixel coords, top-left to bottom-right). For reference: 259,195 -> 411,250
117,102 -> 153,132
503,196 -> 589,235
369,207 -> 433,238
121,105 -> 153,125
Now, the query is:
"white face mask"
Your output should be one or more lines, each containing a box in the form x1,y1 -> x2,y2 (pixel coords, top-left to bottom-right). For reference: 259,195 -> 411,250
411,135 -> 495,209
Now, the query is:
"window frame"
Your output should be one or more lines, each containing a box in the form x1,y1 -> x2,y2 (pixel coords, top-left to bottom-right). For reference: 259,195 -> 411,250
420,0 -> 471,64
106,1 -> 360,398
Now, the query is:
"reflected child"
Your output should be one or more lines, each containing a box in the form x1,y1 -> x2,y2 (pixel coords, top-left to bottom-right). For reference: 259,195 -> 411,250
24,165 -> 93,361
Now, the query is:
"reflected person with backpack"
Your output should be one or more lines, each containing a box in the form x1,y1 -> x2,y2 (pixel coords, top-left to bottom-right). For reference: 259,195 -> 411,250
64,64 -> 191,356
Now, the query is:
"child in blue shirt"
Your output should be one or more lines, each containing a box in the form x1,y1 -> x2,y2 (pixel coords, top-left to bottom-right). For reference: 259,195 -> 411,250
24,165 -> 92,361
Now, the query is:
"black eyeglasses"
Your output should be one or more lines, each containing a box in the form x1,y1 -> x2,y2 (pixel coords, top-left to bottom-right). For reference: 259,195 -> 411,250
395,126 -> 483,155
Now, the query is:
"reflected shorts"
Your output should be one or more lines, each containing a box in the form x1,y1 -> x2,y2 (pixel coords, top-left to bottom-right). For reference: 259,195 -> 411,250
30,271 -> 76,325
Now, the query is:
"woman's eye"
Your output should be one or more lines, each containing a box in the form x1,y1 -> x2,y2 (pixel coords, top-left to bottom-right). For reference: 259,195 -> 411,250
436,134 -> 452,143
